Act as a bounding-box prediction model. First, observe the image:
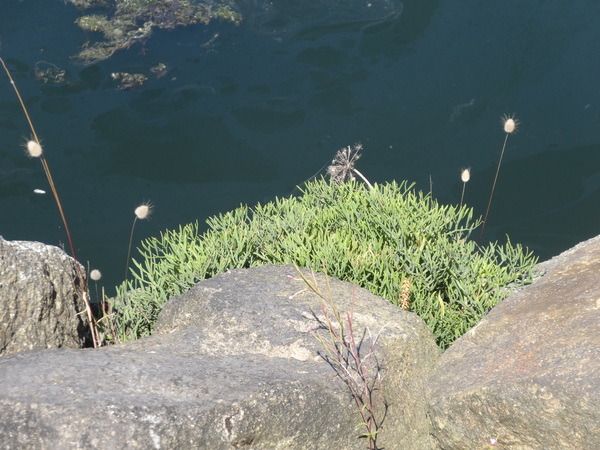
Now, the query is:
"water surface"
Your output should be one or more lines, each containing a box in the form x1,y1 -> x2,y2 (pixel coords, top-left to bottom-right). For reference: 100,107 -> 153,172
1,0 -> 600,291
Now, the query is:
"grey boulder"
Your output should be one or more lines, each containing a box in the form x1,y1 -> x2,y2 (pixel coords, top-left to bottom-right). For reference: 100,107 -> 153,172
426,235 -> 600,449
0,236 -> 88,356
0,265 -> 440,449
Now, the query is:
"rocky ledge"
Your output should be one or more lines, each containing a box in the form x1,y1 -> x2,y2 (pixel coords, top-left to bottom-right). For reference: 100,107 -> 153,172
0,234 -> 598,448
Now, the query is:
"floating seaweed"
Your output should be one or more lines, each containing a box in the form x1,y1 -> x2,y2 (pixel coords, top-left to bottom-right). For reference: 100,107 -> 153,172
111,71 -> 149,90
67,0 -> 242,64
149,62 -> 169,78
34,61 -> 68,84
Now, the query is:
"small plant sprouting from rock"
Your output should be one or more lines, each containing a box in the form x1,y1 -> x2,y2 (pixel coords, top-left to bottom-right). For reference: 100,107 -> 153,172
295,267 -> 385,449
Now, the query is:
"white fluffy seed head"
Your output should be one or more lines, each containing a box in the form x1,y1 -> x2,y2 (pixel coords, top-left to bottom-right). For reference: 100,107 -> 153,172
134,203 -> 153,220
26,140 -> 43,158
502,115 -> 518,133
461,168 -> 471,183
90,269 -> 102,281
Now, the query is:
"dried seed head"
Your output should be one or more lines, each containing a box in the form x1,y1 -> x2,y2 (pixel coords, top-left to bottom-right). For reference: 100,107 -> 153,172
461,168 -> 471,183
327,143 -> 363,184
134,203 -> 153,220
399,277 -> 411,311
90,269 -> 102,281
502,115 -> 519,133
26,140 -> 43,158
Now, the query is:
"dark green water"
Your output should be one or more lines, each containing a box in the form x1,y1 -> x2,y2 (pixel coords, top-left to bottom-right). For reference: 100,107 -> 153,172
2,0 -> 600,292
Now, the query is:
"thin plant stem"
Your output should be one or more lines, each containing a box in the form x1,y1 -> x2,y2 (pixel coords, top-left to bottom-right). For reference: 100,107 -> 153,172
459,168 -> 470,209
125,203 -> 152,281
480,132 -> 510,242
1,57 -> 101,347
99,286 -> 119,344
0,58 -> 77,261
429,175 -> 433,209
125,216 -> 139,280
459,182 -> 467,208
352,168 -> 374,190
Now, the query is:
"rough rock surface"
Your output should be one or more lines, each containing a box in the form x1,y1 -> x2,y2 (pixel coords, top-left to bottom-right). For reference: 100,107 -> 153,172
0,236 -> 88,356
0,265 -> 440,449
426,235 -> 600,449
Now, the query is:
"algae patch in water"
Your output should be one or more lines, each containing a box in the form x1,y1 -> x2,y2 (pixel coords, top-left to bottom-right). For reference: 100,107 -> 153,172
67,0 -> 242,64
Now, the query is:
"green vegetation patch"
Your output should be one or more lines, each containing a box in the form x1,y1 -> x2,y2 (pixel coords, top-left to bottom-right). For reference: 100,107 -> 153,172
105,179 -> 538,349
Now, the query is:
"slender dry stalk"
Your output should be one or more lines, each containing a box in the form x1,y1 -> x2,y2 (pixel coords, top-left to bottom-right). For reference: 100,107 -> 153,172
1,57 -> 101,347
459,167 -> 471,208
429,174 -> 433,208
90,268 -> 102,302
1,58 -> 77,261
125,202 -> 153,280
98,286 -> 119,344
479,115 -> 519,242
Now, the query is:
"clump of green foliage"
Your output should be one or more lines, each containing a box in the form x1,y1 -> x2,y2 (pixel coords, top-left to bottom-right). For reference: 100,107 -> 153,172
103,178 -> 537,349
